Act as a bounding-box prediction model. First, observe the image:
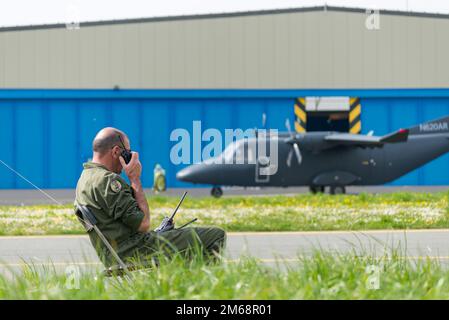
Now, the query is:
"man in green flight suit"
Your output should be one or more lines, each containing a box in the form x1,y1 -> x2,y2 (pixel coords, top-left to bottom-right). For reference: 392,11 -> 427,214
74,127 -> 226,268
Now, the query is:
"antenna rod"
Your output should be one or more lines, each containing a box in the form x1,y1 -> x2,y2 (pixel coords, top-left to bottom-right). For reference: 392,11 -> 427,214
169,191 -> 188,220
177,218 -> 198,229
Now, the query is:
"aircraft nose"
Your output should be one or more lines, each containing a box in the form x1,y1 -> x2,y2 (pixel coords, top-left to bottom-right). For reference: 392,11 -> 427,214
176,164 -> 207,183
176,167 -> 191,182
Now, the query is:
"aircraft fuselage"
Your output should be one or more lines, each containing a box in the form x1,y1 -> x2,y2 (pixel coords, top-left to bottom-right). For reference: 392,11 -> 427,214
177,133 -> 449,188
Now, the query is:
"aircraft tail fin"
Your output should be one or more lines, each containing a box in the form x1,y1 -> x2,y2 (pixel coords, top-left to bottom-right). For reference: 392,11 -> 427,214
409,116 -> 449,135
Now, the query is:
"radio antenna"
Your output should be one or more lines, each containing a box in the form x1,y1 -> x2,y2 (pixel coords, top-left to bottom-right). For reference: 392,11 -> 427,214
169,191 -> 188,220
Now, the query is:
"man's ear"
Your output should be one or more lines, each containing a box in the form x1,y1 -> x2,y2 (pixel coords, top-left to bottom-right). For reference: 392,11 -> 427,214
111,146 -> 121,159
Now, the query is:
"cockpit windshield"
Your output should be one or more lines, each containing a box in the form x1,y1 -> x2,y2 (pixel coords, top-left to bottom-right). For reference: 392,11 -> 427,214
220,139 -> 256,164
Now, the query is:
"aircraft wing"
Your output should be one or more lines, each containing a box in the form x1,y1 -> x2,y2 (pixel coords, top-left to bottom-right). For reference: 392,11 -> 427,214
324,129 -> 409,147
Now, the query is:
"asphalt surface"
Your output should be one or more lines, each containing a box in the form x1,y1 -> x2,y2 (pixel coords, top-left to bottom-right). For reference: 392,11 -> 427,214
1,186 -> 448,206
1,229 -> 449,274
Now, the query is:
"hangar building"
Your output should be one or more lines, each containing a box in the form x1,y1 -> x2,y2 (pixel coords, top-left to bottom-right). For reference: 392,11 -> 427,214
1,6 -> 449,188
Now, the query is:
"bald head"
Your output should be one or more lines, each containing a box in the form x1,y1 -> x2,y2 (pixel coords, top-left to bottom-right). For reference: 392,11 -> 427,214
93,127 -> 128,156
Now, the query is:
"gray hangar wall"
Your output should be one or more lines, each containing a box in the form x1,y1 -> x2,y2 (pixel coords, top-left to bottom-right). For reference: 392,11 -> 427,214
0,7 -> 449,89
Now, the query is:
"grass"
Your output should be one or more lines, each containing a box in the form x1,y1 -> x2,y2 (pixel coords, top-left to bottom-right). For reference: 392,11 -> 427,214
1,250 -> 449,299
1,191 -> 449,236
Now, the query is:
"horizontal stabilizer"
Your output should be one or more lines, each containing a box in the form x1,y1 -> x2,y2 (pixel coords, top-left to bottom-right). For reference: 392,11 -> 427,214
380,129 -> 409,143
324,129 -> 409,147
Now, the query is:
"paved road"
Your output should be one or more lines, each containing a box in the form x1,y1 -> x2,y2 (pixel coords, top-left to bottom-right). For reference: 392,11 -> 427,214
1,186 -> 448,205
1,229 -> 449,274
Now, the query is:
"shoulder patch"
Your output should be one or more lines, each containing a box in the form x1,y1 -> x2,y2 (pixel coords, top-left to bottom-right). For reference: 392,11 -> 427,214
110,180 -> 122,193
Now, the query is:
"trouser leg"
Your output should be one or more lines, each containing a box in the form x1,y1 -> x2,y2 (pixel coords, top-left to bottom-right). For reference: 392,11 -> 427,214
141,226 -> 226,259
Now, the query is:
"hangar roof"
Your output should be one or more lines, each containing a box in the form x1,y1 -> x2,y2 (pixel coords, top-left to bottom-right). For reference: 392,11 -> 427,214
1,5 -> 449,32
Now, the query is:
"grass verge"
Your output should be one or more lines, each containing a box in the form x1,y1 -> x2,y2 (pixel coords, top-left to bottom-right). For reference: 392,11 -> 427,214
1,250 -> 449,299
1,191 -> 449,235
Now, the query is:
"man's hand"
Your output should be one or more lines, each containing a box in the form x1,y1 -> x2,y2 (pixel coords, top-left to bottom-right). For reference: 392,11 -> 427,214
119,151 -> 150,232
119,151 -> 142,184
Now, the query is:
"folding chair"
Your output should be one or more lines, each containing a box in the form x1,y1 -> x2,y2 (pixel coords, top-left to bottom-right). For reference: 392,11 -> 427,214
75,205 -> 133,278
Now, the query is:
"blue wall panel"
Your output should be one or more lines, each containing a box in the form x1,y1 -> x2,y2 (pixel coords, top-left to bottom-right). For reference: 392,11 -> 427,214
236,99 -> 265,131
109,100 -> 141,185
171,101 -> 203,188
389,98 -> 420,185
15,101 -> 45,188
111,100 -> 142,151
141,100 -> 171,188
0,101 -> 15,188
420,98 -> 449,185
2,89 -> 449,189
361,98 -> 390,135
265,98 -> 295,131
48,101 -> 77,188
78,101 -> 109,165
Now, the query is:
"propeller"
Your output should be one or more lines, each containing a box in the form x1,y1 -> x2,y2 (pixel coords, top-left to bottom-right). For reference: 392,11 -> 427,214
285,119 -> 302,167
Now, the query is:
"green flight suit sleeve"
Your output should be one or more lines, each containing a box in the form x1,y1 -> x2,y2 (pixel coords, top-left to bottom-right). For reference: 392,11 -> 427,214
95,173 -> 145,232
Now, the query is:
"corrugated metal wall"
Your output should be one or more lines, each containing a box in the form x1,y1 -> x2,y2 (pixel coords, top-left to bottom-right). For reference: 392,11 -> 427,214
1,8 -> 449,89
1,89 -> 449,189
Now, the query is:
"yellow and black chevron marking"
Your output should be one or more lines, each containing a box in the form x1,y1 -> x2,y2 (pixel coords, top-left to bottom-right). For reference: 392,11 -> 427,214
349,97 -> 362,134
294,98 -> 306,133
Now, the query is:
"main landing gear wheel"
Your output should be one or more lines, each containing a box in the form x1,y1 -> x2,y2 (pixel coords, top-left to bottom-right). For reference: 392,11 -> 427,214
330,186 -> 346,195
211,186 -> 223,198
309,186 -> 325,194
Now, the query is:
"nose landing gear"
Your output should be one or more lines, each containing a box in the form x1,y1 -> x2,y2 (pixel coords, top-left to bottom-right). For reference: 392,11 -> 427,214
211,186 -> 223,198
